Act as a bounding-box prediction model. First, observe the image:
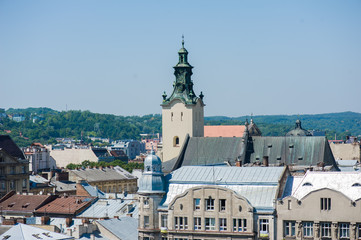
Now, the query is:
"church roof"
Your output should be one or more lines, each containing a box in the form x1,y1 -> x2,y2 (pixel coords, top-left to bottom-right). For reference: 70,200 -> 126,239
182,137 -> 245,166
248,136 -> 338,169
204,125 -> 245,137
286,119 -> 312,136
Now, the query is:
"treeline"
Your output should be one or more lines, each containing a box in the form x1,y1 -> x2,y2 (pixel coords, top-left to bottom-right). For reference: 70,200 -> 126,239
0,108 -> 360,147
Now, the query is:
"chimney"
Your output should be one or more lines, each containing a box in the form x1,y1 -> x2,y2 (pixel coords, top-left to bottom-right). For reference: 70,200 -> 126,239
236,160 -> 242,167
263,156 -> 269,167
41,216 -> 50,225
66,217 -> 72,227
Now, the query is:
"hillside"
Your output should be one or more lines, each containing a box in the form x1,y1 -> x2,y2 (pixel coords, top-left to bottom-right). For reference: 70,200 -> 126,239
0,108 -> 360,147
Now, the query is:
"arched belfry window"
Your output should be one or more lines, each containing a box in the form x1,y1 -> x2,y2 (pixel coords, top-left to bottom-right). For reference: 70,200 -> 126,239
173,136 -> 180,147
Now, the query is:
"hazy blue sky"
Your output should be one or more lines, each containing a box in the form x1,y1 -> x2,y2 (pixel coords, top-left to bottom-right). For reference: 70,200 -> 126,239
1,1 -> 360,117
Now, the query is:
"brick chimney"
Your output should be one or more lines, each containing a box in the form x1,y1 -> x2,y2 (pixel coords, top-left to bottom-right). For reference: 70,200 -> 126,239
65,217 -> 72,227
41,216 -> 50,225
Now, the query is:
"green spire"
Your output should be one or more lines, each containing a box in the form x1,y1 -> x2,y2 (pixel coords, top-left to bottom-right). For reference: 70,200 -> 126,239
162,37 -> 204,106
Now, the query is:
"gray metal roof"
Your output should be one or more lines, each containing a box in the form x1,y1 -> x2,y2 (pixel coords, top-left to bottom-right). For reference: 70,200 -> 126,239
181,137 -> 245,166
249,136 -> 338,168
169,166 -> 284,185
77,198 -> 138,219
80,181 -> 106,198
71,166 -> 136,182
162,166 -> 285,211
96,217 -> 138,240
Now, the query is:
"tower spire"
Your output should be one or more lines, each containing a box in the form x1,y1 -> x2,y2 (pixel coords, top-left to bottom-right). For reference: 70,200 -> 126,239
182,34 -> 184,48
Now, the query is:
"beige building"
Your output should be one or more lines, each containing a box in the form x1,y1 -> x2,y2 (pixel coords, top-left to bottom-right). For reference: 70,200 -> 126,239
0,135 -> 29,197
330,142 -> 361,161
48,146 -> 114,168
138,152 -> 289,240
277,171 -> 361,239
68,166 -> 138,194
161,40 -> 205,162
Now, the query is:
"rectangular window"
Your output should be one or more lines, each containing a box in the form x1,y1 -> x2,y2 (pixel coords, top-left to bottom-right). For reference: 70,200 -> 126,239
194,198 -> 201,210
174,217 -> 188,230
22,179 -> 27,188
303,222 -> 313,237
194,217 -> 201,230
144,199 -> 149,207
21,166 -> 26,174
10,180 -> 15,190
321,222 -> 332,238
233,219 -> 247,232
161,214 -> 168,228
0,181 -> 5,190
321,197 -> 331,210
219,199 -> 226,211
144,216 -> 150,229
284,221 -> 296,237
339,223 -> 350,238
357,224 -> 361,239
219,218 -> 227,231
205,218 -> 215,231
259,219 -> 269,238
205,198 -> 214,211
10,166 -> 15,174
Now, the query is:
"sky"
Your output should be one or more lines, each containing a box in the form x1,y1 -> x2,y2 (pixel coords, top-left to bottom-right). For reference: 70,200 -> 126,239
1,1 -> 360,117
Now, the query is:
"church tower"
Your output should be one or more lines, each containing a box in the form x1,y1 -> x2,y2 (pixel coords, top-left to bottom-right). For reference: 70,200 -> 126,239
161,38 -> 205,162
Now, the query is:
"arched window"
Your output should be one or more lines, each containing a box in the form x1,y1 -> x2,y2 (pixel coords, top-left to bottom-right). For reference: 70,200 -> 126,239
173,136 -> 180,147
302,182 -> 313,187
352,183 -> 361,187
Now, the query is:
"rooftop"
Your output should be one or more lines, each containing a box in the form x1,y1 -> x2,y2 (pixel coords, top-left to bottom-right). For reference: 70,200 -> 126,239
0,135 -> 26,160
0,192 -> 55,213
0,223 -> 74,240
283,171 -> 361,201
35,196 -> 94,215
70,166 -> 136,182
96,217 -> 138,240
204,125 -> 245,137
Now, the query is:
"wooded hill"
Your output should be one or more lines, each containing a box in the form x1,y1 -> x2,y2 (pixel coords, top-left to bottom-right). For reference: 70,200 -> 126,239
1,108 -> 360,147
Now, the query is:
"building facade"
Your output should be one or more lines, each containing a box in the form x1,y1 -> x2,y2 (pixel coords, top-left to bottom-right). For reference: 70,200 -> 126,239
23,143 -> 56,173
0,135 -> 29,197
138,154 -> 289,240
161,40 -> 205,162
277,171 -> 361,240
68,166 -> 138,194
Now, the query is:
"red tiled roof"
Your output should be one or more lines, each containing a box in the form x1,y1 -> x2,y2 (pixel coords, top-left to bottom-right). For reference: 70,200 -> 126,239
204,125 -> 245,138
35,196 -> 93,215
0,192 -> 55,213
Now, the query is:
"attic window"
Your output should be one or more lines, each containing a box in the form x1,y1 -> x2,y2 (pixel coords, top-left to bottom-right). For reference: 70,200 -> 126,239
22,203 -> 30,208
256,156 -> 260,160
267,144 -> 272,148
352,183 -> 361,187
302,182 -> 313,187
298,157 -> 303,160
277,157 -> 281,160
289,144 -> 294,148
8,202 -> 15,208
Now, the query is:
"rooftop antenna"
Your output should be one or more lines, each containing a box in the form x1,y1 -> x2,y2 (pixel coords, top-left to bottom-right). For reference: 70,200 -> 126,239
182,34 -> 184,48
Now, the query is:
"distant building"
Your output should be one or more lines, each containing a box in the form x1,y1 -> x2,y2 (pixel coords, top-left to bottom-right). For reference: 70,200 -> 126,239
329,138 -> 361,161
68,166 -> 138,194
111,140 -> 145,160
0,135 -> 29,197
23,143 -> 56,173
142,137 -> 161,153
9,114 -> 26,122
48,146 -> 114,168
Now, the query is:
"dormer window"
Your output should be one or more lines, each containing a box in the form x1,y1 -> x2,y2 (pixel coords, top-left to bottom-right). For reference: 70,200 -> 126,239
8,202 -> 15,208
352,183 -> 361,187
302,182 -> 313,186
22,203 -> 30,208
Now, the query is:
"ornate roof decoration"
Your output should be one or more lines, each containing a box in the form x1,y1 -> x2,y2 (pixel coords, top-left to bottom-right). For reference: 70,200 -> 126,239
162,37 -> 204,106
138,151 -> 165,194
286,119 -> 312,136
